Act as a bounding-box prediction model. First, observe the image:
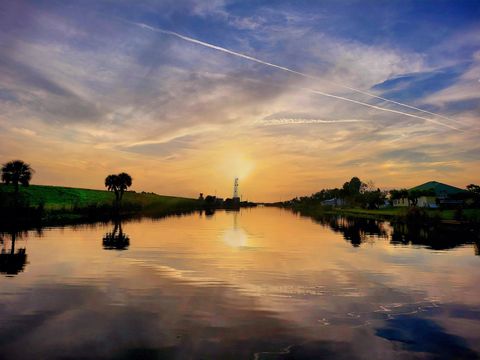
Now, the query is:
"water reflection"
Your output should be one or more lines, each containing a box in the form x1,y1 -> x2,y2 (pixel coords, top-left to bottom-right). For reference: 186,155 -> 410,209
204,208 -> 216,217
0,231 -> 28,276
0,208 -> 479,359
314,216 -> 388,247
102,220 -> 130,250
223,210 -> 248,248
376,314 -> 479,359
390,222 -> 480,251
306,212 -> 480,253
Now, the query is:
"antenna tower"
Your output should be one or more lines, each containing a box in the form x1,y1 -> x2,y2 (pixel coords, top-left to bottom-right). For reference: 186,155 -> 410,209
233,177 -> 239,199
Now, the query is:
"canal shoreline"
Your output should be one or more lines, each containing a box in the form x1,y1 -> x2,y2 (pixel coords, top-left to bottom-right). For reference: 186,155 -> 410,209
273,204 -> 480,225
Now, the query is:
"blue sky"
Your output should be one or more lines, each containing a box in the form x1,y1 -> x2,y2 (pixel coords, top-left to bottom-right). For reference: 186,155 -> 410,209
0,0 -> 479,200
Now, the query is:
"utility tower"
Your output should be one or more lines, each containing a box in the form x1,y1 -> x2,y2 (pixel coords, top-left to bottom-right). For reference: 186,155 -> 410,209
233,177 -> 239,199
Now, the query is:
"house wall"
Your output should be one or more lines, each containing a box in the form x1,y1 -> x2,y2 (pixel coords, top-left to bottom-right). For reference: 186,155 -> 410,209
393,197 -> 438,208
417,196 -> 437,208
393,198 -> 409,207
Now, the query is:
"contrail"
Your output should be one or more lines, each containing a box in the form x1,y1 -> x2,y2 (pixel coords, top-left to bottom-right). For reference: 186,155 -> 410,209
131,21 -> 460,131
260,118 -> 367,125
302,87 -> 461,131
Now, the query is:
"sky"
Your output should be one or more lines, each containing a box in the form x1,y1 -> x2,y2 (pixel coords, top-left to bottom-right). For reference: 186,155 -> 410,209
0,0 -> 479,201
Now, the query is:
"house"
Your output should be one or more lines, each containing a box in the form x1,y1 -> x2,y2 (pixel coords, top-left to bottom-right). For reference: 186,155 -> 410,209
321,198 -> 345,207
393,181 -> 467,208
412,181 -> 467,208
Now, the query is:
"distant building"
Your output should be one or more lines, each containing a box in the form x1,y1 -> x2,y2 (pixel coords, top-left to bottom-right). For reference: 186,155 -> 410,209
413,181 -> 466,208
321,198 -> 345,207
392,198 -> 409,207
393,181 -> 467,208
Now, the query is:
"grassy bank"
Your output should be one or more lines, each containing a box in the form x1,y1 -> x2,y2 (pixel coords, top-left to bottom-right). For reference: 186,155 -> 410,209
0,184 -> 201,226
283,204 -> 480,223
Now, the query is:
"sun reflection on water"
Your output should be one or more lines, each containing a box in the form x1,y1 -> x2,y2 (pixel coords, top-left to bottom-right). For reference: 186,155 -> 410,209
223,227 -> 248,248
222,211 -> 248,248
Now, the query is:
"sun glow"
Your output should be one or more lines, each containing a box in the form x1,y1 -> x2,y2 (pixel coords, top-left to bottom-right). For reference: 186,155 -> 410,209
217,152 -> 255,181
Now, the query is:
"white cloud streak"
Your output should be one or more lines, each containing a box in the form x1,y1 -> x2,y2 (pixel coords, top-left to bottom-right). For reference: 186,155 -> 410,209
302,87 -> 462,131
259,118 -> 367,125
129,20 -> 461,131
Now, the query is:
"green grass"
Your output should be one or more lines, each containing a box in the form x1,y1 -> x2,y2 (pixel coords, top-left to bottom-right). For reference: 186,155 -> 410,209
0,184 -> 113,209
300,206 -> 405,220
0,183 -> 198,212
123,191 -> 200,215
289,204 -> 480,223
336,207 -> 457,220
332,207 -> 404,217
462,209 -> 480,222
335,208 -> 479,222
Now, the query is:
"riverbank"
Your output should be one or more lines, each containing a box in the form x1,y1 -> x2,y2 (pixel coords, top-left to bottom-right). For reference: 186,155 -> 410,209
0,184 -> 201,228
277,203 -> 480,224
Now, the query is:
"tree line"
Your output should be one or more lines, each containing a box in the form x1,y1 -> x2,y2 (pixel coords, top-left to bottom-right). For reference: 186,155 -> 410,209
286,177 -> 387,209
284,176 -> 480,209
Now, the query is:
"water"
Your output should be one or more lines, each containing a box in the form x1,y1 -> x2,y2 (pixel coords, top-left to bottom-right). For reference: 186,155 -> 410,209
0,207 -> 479,359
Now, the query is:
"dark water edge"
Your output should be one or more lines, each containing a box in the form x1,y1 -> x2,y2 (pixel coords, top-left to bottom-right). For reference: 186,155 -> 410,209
0,201 -> 258,233
0,204 -> 197,232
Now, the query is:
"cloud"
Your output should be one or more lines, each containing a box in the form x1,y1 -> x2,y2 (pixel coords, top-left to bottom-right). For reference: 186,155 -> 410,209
0,48 -> 106,123
11,127 -> 37,137
228,15 -> 265,30
189,0 -> 228,17
260,112 -> 368,126
129,20 -> 462,131
378,149 -> 434,163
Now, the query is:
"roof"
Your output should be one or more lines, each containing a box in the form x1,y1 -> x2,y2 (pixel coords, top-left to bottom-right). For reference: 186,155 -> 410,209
409,181 -> 466,196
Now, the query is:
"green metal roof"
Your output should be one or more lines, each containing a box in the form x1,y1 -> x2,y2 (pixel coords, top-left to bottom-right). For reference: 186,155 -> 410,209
409,181 -> 466,195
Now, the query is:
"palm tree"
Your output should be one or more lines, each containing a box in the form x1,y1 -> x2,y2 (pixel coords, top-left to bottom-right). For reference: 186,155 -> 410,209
102,220 -> 130,250
105,174 -> 120,206
117,172 -> 132,201
0,231 -> 28,275
1,160 -> 34,196
104,172 -> 132,208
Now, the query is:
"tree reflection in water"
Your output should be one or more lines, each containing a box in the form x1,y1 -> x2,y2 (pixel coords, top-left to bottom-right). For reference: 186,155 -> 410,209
391,222 -> 480,251
312,215 -> 388,247
0,231 -> 28,276
307,213 -> 479,253
102,220 -> 130,250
